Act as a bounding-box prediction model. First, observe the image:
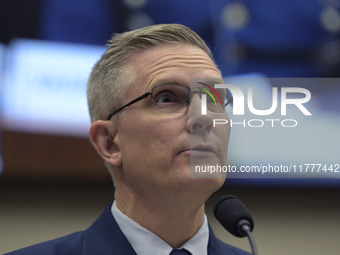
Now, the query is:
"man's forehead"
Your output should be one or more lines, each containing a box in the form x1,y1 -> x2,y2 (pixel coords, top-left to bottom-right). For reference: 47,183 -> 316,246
129,44 -> 219,75
127,44 -> 221,94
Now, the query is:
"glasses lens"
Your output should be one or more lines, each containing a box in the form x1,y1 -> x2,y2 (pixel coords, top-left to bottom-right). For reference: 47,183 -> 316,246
203,88 -> 232,114
224,89 -> 233,114
151,84 -> 190,113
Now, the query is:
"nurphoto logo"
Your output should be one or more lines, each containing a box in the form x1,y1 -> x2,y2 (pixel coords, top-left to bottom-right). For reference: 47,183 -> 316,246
200,82 -> 312,128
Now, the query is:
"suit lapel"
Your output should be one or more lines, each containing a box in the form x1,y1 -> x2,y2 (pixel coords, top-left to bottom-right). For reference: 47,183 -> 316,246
82,203 -> 137,255
208,224 -> 238,255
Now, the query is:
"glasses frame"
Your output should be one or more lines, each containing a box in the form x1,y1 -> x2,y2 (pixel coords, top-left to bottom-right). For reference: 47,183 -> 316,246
107,92 -> 152,120
106,84 -> 233,120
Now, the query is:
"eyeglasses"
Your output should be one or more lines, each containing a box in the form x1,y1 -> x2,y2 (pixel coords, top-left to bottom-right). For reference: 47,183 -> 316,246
107,84 -> 233,120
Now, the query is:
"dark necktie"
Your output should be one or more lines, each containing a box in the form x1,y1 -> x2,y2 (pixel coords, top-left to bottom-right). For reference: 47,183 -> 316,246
169,249 -> 191,255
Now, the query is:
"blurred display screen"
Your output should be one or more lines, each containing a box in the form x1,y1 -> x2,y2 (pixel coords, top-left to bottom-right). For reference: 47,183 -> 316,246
0,43 -> 5,174
225,75 -> 340,184
1,39 -> 106,136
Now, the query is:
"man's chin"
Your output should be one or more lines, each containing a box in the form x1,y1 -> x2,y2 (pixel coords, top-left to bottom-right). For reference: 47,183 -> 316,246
181,175 -> 225,198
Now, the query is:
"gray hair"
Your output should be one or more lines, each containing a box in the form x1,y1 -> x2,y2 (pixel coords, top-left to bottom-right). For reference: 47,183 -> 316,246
87,23 -> 214,123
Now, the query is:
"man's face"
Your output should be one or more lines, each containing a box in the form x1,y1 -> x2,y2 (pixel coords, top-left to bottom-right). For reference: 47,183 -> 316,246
114,44 -> 230,197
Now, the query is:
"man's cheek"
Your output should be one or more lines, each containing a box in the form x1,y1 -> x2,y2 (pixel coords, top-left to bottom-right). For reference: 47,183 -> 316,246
214,125 -> 230,138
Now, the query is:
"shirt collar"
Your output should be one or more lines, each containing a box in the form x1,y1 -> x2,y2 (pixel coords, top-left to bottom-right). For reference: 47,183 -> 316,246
111,201 -> 209,255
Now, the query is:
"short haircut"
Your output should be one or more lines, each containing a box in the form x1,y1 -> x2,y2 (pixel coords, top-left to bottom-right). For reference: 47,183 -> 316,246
87,23 -> 214,123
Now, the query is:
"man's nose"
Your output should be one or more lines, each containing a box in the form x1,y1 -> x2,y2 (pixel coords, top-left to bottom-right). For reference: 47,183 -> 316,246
186,93 -> 213,134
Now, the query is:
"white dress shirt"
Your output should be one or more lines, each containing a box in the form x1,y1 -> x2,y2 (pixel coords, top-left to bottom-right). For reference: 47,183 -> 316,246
111,201 -> 209,255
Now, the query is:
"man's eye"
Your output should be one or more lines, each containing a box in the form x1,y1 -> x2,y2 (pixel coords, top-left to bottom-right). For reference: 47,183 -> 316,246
206,94 -> 218,104
154,93 -> 177,103
207,96 -> 215,103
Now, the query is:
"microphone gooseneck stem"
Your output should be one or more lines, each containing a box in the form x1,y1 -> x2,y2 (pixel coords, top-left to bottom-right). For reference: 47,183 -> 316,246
241,225 -> 259,255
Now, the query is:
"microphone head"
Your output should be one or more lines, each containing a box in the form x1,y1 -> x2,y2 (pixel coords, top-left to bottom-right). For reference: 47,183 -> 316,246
214,194 -> 254,237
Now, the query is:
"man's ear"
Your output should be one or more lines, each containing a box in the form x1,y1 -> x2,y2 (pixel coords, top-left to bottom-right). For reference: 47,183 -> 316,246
89,120 -> 122,167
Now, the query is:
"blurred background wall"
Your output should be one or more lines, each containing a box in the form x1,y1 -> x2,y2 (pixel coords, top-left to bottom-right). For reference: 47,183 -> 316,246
1,0 -> 340,254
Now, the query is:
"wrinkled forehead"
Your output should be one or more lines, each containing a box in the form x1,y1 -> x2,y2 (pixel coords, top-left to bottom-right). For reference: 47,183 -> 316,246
128,44 -> 221,93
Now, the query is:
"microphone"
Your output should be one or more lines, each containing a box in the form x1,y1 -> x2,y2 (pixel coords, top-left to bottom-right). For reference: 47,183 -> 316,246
214,195 -> 258,255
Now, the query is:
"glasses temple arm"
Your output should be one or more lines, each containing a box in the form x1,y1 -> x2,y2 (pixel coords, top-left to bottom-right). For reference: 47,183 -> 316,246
107,92 -> 151,120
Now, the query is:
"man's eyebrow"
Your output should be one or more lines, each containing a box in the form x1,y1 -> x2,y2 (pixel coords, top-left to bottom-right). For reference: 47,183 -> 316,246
204,78 -> 225,85
153,79 -> 188,87
150,78 -> 225,90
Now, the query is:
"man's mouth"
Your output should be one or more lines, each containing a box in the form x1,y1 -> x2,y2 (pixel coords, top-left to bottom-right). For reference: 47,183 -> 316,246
182,144 -> 217,156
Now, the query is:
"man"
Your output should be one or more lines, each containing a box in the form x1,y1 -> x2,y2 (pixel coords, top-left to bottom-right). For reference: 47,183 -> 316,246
6,24 -> 249,255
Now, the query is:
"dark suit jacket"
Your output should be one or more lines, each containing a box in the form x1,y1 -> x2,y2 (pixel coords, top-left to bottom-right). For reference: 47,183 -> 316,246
5,203 -> 250,255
